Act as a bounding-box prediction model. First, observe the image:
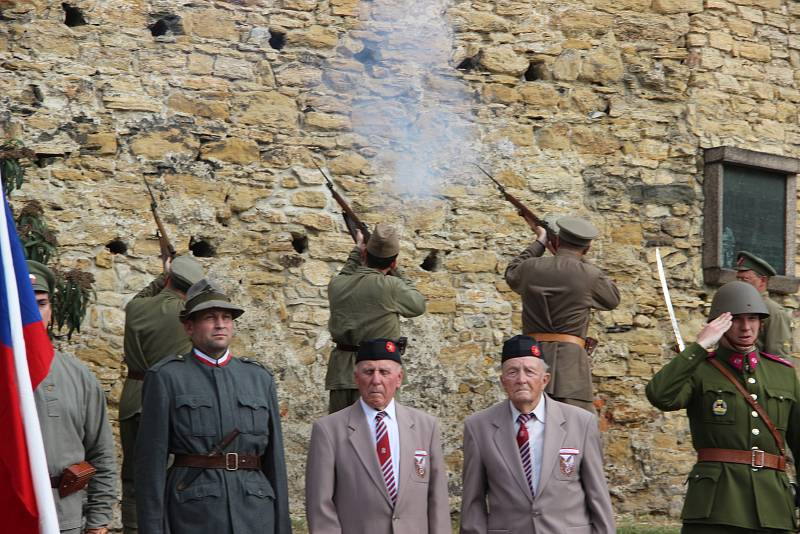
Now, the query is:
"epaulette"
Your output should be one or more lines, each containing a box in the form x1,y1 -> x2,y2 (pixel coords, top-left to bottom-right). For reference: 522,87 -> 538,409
148,354 -> 186,372
240,357 -> 273,375
760,352 -> 794,368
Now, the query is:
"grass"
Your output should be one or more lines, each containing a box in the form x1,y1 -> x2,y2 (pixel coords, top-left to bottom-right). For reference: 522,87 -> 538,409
618,524 -> 681,534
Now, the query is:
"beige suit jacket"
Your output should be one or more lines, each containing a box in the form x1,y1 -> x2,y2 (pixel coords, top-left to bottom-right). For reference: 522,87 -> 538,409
460,397 -> 615,534
306,401 -> 451,534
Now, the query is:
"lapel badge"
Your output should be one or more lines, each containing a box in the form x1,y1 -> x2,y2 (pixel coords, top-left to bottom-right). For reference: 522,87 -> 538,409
558,448 -> 579,476
414,449 -> 428,477
712,398 -> 727,416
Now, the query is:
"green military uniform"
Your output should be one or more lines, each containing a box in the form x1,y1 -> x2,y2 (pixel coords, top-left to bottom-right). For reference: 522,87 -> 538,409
120,255 -> 203,533
327,224 -> 426,413
736,251 -> 793,359
505,217 -> 620,413
646,281 -> 799,533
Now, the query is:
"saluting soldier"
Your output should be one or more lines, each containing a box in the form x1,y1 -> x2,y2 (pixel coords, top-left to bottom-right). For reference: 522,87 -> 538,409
119,254 -> 204,534
647,281 -> 800,534
135,279 -> 291,534
735,250 -> 793,359
30,260 -> 117,534
505,216 -> 620,413
326,224 -> 426,414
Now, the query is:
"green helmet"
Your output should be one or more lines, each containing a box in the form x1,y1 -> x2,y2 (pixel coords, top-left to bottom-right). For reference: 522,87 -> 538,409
708,281 -> 769,321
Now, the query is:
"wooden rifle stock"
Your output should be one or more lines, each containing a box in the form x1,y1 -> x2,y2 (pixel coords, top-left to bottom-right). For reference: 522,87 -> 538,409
143,177 -> 176,261
314,163 -> 371,243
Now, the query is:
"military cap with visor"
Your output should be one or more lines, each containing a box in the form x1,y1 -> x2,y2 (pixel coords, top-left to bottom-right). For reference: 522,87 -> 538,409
170,255 -> 205,288
501,335 -> 543,363
27,260 -> 55,295
356,338 -> 404,364
366,223 -> 400,259
708,280 -> 769,321
180,279 -> 245,321
735,250 -> 777,277
556,216 -> 599,247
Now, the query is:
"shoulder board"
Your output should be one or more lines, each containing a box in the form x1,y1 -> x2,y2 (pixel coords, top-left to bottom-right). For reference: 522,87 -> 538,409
760,352 -> 794,368
239,357 -> 272,374
148,354 -> 186,372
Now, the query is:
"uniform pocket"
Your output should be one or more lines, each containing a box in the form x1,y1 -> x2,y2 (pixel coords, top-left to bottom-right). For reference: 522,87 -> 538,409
765,386 -> 795,430
236,394 -> 270,435
175,483 -> 221,503
681,463 -> 722,520
700,385 -> 737,425
175,394 -> 216,436
245,479 -> 275,500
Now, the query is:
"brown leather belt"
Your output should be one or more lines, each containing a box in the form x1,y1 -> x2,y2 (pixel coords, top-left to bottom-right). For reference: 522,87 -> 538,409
173,453 -> 261,471
336,344 -> 360,352
127,370 -> 146,381
697,448 -> 786,471
528,332 -> 586,348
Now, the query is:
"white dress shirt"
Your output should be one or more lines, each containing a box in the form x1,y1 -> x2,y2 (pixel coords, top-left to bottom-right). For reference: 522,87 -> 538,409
360,398 -> 401,488
510,395 -> 546,494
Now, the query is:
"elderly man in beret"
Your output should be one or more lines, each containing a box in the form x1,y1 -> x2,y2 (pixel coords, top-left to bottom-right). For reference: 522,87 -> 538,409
735,250 -> 793,359
505,216 -> 620,413
135,279 -> 291,534
460,335 -> 615,534
120,254 -> 204,534
30,260 -> 117,534
326,224 -> 426,413
306,338 -> 450,534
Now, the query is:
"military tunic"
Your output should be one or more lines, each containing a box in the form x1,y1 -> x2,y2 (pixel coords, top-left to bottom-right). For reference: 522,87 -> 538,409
646,343 -> 800,532
505,240 -> 620,404
759,293 -> 793,360
121,274 -> 192,531
34,351 -> 117,532
326,246 -> 425,392
135,350 -> 291,534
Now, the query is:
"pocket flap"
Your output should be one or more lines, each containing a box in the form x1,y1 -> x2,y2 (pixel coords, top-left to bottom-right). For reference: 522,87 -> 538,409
237,393 -> 269,409
245,479 -> 275,499
176,483 -> 221,503
686,462 -> 722,484
701,383 -> 736,395
176,394 -> 213,409
765,386 -> 795,402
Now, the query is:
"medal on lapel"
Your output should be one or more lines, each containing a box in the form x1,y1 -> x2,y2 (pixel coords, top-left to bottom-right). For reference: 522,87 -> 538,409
414,449 -> 428,477
712,398 -> 727,416
559,448 -> 579,476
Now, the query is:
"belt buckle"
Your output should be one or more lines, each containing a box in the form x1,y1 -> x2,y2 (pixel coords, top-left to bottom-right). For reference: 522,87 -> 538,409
225,452 -> 239,471
751,447 -> 765,469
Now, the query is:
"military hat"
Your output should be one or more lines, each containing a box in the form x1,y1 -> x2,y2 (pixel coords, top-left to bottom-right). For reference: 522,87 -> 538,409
501,335 -> 543,363
556,216 -> 598,247
27,260 -> 55,295
170,255 -> 204,288
708,281 -> 769,321
179,279 -> 245,321
356,338 -> 403,364
366,224 -> 400,259
735,250 -> 776,277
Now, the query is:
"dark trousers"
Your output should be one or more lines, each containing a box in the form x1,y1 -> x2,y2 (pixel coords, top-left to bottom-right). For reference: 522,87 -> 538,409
120,415 -> 139,534
328,389 -> 360,414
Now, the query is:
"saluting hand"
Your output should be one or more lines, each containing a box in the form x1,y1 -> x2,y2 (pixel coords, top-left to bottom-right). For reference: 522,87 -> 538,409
356,229 -> 366,253
696,312 -> 733,349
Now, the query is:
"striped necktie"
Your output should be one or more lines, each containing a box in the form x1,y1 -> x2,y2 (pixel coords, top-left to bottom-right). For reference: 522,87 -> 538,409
517,413 -> 535,496
375,411 -> 397,505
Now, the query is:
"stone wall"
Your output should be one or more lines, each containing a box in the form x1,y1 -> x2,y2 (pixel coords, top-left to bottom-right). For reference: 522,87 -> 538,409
1,0 -> 799,527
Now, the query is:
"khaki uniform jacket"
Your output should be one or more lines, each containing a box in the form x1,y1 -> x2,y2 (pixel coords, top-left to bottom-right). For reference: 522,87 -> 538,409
305,401 -> 450,534
460,397 -> 615,534
326,247 -> 425,390
121,275 -> 191,421
759,293 -> 793,359
34,352 -> 117,531
646,343 -> 800,530
135,351 -> 291,534
505,241 -> 620,401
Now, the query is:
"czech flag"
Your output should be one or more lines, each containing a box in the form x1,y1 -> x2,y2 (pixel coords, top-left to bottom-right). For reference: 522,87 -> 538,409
0,186 -> 59,533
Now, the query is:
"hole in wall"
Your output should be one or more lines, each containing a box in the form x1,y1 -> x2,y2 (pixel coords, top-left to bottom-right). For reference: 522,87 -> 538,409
456,55 -> 479,72
269,30 -> 286,50
106,239 -> 128,255
524,61 -> 544,81
189,237 -> 216,257
149,14 -> 183,37
62,3 -> 86,27
291,234 -> 308,254
420,250 -> 440,272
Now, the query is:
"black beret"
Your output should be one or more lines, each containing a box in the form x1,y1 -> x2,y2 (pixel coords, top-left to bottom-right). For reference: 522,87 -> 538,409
356,338 -> 403,364
502,335 -> 543,363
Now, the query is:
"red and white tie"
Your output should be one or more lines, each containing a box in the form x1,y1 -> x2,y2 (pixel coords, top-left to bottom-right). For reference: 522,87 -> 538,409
517,413 -> 535,496
375,411 -> 397,505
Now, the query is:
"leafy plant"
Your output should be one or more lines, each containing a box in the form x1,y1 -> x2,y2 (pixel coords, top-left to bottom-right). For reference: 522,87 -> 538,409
0,139 -> 34,196
16,200 -> 58,264
51,268 -> 95,340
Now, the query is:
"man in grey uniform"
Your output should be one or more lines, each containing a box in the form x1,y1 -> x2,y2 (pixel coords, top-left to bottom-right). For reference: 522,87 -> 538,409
30,260 -> 117,534
135,279 -> 291,534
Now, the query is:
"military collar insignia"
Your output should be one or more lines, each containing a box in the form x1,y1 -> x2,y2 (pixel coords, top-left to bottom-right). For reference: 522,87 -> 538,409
727,351 -> 759,373
193,348 -> 231,367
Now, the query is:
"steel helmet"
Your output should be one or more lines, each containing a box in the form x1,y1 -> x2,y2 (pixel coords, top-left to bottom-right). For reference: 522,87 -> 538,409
708,281 -> 769,321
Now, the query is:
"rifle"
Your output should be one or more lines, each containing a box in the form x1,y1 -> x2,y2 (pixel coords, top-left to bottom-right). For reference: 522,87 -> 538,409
143,177 -> 176,261
474,163 -> 557,255
314,163 -> 371,243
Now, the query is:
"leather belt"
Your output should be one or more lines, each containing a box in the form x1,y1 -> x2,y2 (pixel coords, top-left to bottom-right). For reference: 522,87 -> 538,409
528,332 -> 586,348
697,448 -> 786,471
127,370 -> 146,381
173,453 -> 261,471
335,344 -> 360,352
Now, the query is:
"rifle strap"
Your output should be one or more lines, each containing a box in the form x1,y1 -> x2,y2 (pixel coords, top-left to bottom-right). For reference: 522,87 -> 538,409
707,357 -> 785,456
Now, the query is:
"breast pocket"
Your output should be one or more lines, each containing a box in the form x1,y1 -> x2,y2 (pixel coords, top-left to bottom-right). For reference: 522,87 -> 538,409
175,395 -> 216,436
700,384 -> 737,425
236,393 -> 270,435
765,386 -> 795,430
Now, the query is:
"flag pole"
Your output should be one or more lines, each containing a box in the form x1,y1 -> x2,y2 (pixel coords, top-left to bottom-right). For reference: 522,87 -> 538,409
0,182 -> 59,533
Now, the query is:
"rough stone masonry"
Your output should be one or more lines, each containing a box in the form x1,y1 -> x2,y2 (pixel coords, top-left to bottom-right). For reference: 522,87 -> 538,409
1,0 -> 799,528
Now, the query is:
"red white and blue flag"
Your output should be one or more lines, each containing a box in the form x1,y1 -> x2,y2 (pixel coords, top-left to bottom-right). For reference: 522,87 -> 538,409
0,185 -> 58,534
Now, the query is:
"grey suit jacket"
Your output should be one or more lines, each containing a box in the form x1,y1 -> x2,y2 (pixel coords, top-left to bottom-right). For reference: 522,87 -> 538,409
460,397 -> 615,534
306,401 -> 451,534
